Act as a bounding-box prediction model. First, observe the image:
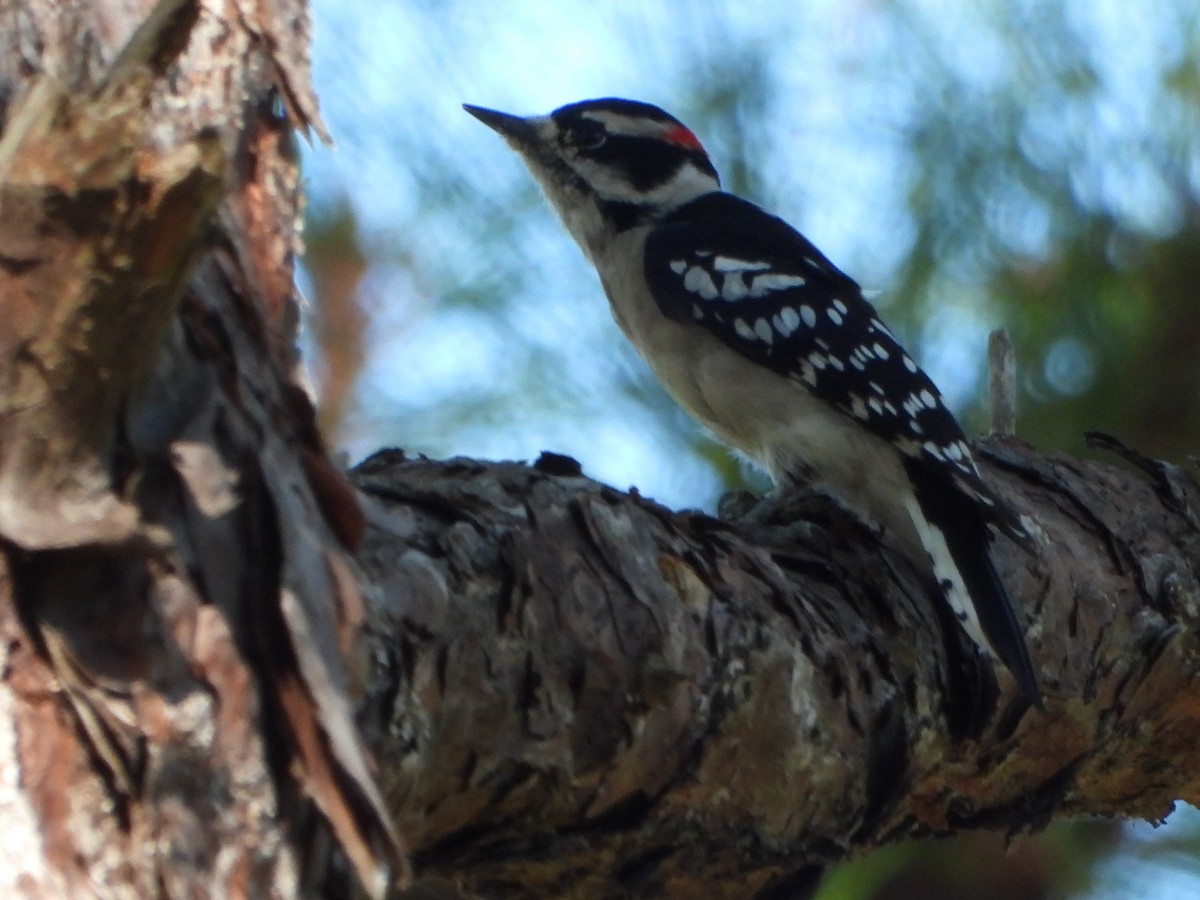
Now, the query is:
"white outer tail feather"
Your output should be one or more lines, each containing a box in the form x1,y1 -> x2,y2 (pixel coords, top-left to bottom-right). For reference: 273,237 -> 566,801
902,494 -> 996,662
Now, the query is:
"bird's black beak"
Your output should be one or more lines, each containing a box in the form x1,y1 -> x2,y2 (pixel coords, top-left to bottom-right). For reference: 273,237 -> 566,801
464,104 -> 537,144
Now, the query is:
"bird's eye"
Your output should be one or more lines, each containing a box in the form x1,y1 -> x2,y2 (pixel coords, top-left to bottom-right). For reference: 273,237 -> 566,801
571,121 -> 607,150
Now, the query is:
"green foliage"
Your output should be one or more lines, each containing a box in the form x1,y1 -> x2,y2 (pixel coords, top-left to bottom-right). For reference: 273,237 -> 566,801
812,818 -> 1121,900
873,3 -> 1200,460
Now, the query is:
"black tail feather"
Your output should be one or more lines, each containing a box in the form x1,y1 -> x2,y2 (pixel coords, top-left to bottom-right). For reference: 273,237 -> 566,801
904,459 -> 1042,709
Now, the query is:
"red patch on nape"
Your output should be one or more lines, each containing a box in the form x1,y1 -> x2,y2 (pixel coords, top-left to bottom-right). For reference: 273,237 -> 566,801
663,123 -> 705,153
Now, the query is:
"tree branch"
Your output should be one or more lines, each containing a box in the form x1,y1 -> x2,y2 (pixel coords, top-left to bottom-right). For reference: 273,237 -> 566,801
352,441 -> 1200,899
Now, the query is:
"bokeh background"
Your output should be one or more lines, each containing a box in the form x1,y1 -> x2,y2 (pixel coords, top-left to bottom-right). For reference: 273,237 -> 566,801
299,1 -> 1200,897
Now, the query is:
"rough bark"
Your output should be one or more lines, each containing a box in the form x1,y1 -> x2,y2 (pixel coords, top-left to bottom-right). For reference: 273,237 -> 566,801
1,1 -> 1199,899
353,441 -> 1200,900
0,0 -> 402,896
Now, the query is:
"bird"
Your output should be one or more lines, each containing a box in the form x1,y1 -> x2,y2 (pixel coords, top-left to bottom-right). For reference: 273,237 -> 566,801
465,97 -> 1040,707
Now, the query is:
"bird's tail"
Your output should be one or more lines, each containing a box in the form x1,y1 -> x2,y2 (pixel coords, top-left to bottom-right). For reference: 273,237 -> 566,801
901,458 -> 1042,708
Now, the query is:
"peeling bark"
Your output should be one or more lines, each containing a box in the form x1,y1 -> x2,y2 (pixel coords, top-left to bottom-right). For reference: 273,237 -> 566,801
0,0 -> 402,895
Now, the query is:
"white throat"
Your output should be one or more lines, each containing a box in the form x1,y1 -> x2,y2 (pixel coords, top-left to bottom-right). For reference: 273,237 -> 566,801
534,165 -> 718,262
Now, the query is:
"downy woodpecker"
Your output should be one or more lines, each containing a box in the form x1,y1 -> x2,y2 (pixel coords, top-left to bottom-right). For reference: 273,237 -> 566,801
465,98 -> 1040,706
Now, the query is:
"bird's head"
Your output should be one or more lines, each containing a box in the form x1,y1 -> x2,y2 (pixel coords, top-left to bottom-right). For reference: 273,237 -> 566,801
465,98 -> 721,257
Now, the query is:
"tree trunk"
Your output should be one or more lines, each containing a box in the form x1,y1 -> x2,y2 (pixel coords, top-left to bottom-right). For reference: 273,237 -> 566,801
0,0 -> 403,895
1,2 -> 1199,899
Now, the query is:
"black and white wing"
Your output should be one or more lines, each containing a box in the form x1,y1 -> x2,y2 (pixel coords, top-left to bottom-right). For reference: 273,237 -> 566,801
645,191 -> 1012,528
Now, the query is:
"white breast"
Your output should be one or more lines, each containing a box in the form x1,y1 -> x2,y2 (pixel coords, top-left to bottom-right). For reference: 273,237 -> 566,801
592,229 -> 918,548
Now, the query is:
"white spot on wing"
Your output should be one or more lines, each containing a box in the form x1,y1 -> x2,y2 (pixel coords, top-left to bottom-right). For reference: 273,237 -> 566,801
873,342 -> 889,359
800,305 -> 816,328
903,355 -> 918,373
754,318 -> 773,343
670,260 -> 687,275
919,389 -> 937,409
779,306 -> 801,335
735,318 -> 755,340
828,307 -> 844,325
721,272 -> 749,301
749,273 -> 807,297
684,266 -> 719,300
833,298 -> 848,315
714,256 -> 771,273
870,318 -> 894,339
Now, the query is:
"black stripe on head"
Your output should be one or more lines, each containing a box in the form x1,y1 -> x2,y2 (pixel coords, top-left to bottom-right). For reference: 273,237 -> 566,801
597,199 -> 653,231
552,98 -> 679,122
551,98 -> 719,192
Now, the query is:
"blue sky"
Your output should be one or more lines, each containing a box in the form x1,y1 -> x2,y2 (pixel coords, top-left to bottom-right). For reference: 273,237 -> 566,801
303,0 -> 1197,508
301,1 -> 972,507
